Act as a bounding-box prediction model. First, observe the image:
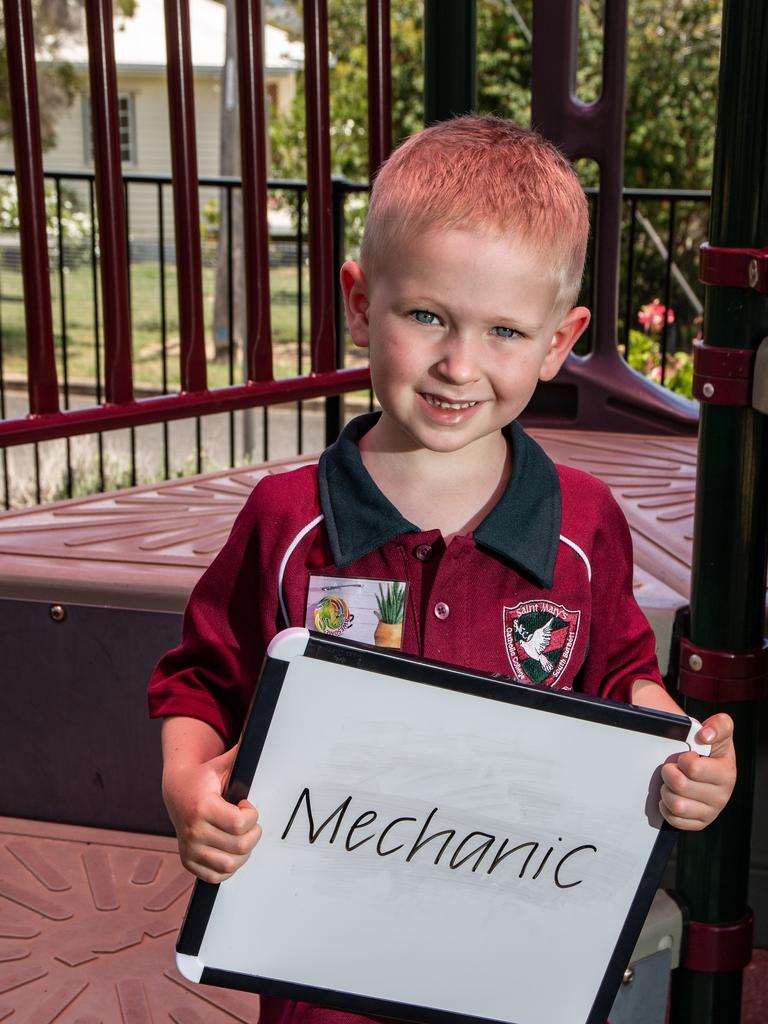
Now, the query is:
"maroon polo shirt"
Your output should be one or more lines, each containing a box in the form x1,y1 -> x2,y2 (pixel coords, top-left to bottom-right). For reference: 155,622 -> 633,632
148,412 -> 662,1024
149,413 -> 662,741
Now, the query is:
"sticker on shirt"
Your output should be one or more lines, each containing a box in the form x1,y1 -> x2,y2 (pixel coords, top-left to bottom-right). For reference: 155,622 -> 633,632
306,575 -> 407,649
503,601 -> 581,687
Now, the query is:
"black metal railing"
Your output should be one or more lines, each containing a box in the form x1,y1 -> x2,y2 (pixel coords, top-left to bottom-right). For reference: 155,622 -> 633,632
617,188 -> 710,387
0,171 -> 710,509
0,168 -> 368,508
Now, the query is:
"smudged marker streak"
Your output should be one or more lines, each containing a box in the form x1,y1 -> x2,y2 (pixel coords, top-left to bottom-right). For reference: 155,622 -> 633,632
377,817 -> 418,856
345,811 -> 378,852
281,787 -> 599,888
405,809 -> 456,865
554,845 -> 598,889
281,789 -> 351,844
449,832 -> 496,871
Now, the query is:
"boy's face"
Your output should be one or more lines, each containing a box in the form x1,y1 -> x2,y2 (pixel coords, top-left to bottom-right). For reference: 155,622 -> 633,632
341,226 -> 590,457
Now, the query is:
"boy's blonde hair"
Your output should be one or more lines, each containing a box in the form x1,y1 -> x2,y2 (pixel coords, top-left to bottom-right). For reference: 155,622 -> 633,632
361,116 -> 589,312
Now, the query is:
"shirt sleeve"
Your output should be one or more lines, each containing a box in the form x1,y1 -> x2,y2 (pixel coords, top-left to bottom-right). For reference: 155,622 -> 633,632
146,484 -> 275,746
579,490 -> 665,705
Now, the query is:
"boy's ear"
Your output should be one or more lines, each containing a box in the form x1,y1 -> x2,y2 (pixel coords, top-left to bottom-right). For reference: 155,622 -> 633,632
538,306 -> 591,382
340,260 -> 370,348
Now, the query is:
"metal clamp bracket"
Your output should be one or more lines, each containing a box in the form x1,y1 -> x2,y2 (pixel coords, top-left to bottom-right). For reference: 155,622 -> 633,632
692,340 -> 756,406
700,242 -> 768,293
683,911 -> 754,973
678,638 -> 768,702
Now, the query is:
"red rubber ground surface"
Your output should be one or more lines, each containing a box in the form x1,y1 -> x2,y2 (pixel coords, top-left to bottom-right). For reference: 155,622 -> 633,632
1,817 -> 765,1023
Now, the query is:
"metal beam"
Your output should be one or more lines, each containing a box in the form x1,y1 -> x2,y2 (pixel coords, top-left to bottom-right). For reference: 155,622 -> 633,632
671,1 -> 768,1021
424,0 -> 476,124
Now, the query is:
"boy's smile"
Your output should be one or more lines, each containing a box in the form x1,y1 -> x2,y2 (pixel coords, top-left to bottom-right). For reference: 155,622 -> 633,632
341,227 -> 589,459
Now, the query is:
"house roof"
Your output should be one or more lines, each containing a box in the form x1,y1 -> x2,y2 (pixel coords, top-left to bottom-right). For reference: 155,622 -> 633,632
53,0 -> 304,73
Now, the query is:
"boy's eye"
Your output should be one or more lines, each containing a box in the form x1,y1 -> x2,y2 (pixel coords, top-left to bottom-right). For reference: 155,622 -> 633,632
410,309 -> 441,326
491,326 -> 519,339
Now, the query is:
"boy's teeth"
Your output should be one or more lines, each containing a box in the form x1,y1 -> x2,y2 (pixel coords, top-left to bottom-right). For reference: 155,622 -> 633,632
425,394 -> 478,410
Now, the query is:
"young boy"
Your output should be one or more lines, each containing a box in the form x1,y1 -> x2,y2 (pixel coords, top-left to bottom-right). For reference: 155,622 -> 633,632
149,116 -> 735,1021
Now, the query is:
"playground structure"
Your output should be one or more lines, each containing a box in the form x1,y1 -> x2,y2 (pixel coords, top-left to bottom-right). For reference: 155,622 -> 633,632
0,1 -> 766,1022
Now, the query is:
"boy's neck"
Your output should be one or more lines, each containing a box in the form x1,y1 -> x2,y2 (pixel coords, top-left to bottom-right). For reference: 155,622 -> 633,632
359,422 -> 512,545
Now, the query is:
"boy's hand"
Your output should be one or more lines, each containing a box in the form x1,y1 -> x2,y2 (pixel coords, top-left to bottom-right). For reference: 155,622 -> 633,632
631,681 -> 736,831
658,713 -> 736,831
162,719 -> 262,884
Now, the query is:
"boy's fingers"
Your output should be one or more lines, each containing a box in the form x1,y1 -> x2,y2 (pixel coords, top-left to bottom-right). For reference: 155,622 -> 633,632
193,822 -> 262,859
660,779 -> 720,818
202,796 -> 259,836
696,712 -> 734,755
664,752 -> 711,785
662,754 -> 734,796
659,801 -> 711,831
185,848 -> 251,884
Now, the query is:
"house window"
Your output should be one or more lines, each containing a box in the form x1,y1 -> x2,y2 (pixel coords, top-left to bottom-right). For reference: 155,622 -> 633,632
83,94 -> 137,165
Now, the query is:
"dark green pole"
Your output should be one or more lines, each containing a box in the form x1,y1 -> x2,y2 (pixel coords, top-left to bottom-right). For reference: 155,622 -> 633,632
423,0 -> 476,124
671,2 -> 768,1022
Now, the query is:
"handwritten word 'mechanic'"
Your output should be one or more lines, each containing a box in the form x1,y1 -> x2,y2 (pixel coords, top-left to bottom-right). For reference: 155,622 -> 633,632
281,788 -> 597,890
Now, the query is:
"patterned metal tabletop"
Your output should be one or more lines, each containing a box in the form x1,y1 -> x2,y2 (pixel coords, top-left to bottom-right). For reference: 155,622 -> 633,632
0,432 -> 693,611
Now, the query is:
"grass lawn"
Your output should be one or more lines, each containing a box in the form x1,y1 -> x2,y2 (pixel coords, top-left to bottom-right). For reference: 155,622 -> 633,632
0,260 -> 363,394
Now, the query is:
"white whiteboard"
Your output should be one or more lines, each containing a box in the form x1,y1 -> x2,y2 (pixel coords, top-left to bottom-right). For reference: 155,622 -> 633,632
177,628 -> 704,1024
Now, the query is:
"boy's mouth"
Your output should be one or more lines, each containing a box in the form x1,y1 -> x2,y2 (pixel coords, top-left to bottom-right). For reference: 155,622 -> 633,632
422,393 -> 479,411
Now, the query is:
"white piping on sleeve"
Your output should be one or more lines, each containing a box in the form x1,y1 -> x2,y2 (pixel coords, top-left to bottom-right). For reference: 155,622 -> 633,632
278,514 -> 325,625
559,534 -> 592,582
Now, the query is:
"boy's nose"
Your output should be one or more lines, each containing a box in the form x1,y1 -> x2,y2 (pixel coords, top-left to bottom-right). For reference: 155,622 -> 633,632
434,336 -> 481,385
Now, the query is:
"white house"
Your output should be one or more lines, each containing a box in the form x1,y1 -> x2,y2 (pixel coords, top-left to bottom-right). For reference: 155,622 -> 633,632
0,0 -> 304,243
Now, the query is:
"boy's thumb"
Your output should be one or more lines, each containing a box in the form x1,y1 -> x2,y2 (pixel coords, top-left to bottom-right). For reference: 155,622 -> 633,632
210,744 -> 238,779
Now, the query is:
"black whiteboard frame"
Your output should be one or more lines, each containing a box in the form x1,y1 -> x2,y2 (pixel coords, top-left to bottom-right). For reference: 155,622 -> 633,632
177,629 -> 688,1024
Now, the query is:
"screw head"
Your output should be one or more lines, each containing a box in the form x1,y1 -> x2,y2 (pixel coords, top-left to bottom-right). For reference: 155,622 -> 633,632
49,604 -> 66,623
702,382 -> 715,398
689,653 -> 703,671
622,967 -> 635,985
749,258 -> 759,288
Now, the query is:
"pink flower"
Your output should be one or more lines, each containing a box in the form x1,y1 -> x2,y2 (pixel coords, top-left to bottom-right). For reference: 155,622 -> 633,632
638,299 -> 675,333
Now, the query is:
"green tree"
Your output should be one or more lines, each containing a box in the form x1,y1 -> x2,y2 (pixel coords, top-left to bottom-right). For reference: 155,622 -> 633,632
476,1 -> 532,124
269,0 -> 720,192
624,0 -> 720,189
0,0 -> 137,151
269,0 -> 423,182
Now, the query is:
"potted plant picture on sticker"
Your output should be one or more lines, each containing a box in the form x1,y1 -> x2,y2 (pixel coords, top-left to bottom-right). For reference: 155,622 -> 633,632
374,582 -> 405,648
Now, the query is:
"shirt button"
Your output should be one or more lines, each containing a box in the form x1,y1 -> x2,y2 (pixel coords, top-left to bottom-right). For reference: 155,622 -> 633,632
433,602 -> 450,620
414,543 -> 433,562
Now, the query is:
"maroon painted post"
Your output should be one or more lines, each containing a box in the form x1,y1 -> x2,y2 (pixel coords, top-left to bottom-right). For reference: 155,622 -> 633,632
84,0 -> 134,405
529,0 -> 697,434
533,0 -> 626,363
2,0 -> 59,414
164,0 -> 208,393
235,0 -> 273,383
303,0 -> 336,375
366,0 -> 392,179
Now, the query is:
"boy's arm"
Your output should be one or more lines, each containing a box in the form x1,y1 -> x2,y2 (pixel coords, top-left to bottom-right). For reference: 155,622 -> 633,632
631,679 -> 736,831
162,716 -> 262,883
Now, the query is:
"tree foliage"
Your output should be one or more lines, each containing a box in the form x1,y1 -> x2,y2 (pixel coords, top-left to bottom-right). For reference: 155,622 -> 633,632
624,0 -> 720,188
268,0 -> 721,192
0,0 -> 137,151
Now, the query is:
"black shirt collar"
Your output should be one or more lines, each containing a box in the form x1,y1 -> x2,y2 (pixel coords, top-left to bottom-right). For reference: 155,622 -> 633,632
317,412 -> 561,588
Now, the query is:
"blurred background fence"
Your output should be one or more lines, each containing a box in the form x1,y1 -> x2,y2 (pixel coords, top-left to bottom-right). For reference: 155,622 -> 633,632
0,167 -> 709,509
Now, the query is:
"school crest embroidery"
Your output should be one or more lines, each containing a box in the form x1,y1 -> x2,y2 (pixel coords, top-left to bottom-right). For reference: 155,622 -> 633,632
503,601 -> 580,686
